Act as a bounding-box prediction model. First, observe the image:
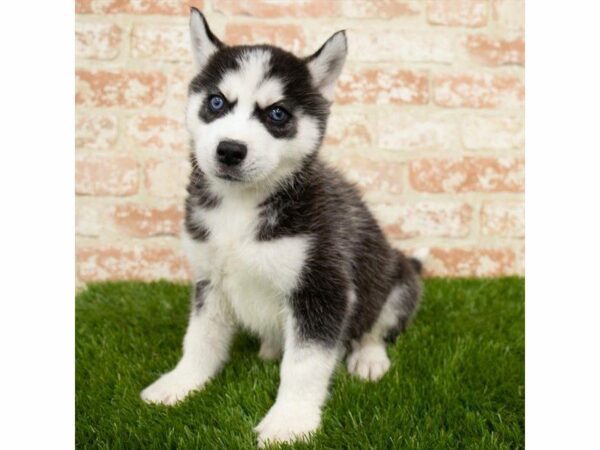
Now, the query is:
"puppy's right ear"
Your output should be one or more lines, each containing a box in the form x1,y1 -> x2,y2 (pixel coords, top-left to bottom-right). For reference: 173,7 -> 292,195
189,8 -> 223,70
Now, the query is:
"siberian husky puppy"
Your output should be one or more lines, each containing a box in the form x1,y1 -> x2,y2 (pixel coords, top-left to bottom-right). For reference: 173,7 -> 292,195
141,8 -> 423,447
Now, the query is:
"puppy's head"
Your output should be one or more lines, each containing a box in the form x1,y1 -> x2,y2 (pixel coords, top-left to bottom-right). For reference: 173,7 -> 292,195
186,8 -> 347,189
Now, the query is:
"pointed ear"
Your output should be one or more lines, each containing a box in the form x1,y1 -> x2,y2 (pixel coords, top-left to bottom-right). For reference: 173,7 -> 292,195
189,8 -> 224,70
305,31 -> 348,101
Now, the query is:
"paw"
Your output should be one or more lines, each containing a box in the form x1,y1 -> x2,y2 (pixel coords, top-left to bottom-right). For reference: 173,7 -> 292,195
258,340 -> 282,361
347,344 -> 391,382
140,368 -> 204,406
255,403 -> 320,447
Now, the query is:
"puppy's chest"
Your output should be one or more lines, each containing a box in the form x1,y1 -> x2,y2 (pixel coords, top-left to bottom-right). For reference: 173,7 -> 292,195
186,198 -> 309,333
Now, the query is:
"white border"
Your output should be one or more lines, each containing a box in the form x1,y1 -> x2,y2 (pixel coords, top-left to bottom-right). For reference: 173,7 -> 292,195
527,2 -> 600,448
0,2 -> 74,448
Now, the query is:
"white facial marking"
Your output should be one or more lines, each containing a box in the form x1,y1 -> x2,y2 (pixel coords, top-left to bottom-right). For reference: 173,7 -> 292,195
185,92 -> 205,137
219,50 -> 272,102
255,78 -> 284,109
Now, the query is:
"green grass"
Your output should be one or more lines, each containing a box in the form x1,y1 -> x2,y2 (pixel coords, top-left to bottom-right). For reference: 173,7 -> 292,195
76,278 -> 524,449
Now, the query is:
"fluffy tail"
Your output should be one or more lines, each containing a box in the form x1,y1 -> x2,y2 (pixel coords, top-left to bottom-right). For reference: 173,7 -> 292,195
409,258 -> 423,275
385,248 -> 427,343
408,248 -> 429,276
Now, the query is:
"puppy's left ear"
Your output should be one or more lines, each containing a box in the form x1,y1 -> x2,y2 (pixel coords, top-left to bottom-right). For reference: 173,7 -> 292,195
305,31 -> 347,101
189,8 -> 224,70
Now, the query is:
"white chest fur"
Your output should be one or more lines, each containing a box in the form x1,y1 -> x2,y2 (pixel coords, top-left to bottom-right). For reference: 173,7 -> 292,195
182,195 -> 310,339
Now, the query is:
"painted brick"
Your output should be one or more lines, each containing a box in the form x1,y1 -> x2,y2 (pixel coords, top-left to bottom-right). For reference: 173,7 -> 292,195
77,244 -> 189,281
114,203 -> 183,237
433,72 -> 524,108
428,247 -> 516,276
76,69 -> 167,108
350,29 -> 454,63
76,0 -> 204,15
75,200 -> 114,237
373,202 -> 472,239
225,23 -> 306,54
76,0 -> 92,12
76,201 -> 184,238
76,155 -> 139,196
491,0 -> 525,31
465,34 -> 525,66
76,111 -> 118,150
214,0 -> 339,18
75,23 -> 122,60
337,68 -> 429,105
330,155 -> 403,195
324,109 -> 374,148
378,112 -> 460,151
461,115 -> 524,150
341,1 -> 421,19
167,65 -> 195,104
215,0 -> 420,22
144,158 -> 191,198
130,24 -> 190,61
427,0 -> 488,27
481,202 -> 524,237
127,114 -> 187,153
409,157 -> 524,193
515,243 -> 525,274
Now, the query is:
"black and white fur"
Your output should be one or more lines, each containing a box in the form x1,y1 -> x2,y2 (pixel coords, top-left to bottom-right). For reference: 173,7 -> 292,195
141,9 -> 423,447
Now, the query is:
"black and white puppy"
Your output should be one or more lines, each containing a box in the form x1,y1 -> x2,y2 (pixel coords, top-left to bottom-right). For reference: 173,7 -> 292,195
141,8 -> 423,447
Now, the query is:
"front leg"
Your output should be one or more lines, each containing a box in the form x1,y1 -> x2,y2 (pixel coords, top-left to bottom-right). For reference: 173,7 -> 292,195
255,280 -> 350,447
141,282 -> 234,405
255,331 -> 339,447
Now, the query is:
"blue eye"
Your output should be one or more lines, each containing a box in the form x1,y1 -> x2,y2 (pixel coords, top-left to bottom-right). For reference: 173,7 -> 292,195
209,95 -> 225,112
268,107 -> 288,124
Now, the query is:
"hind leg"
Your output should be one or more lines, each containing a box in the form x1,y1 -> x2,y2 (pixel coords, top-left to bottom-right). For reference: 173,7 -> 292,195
346,289 -> 396,382
347,335 -> 390,381
347,280 -> 420,382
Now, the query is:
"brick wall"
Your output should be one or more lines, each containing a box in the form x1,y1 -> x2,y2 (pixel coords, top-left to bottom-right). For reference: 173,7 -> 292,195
75,0 -> 525,283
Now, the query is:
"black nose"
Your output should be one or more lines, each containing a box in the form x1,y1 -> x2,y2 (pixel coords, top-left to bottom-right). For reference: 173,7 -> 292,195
216,140 -> 247,167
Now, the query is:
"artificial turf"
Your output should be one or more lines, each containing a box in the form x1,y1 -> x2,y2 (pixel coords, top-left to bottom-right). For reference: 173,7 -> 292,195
76,278 -> 524,449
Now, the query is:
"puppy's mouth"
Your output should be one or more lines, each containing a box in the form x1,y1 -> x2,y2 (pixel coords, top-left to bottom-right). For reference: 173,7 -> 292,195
215,168 -> 246,182
216,173 -> 243,182
214,164 -> 265,184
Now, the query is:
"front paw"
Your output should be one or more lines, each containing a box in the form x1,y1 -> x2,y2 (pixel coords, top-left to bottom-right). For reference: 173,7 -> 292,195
140,368 -> 205,406
255,403 -> 321,447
